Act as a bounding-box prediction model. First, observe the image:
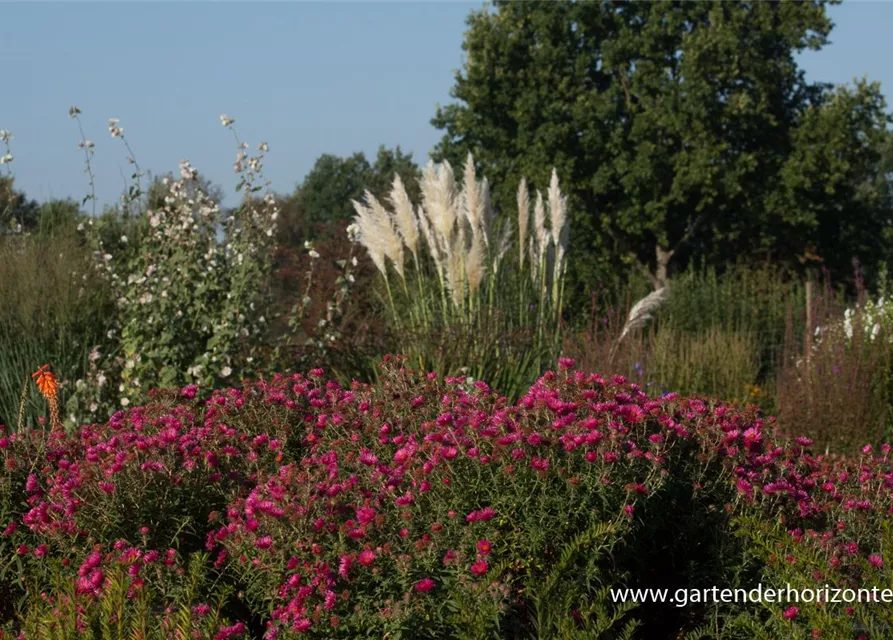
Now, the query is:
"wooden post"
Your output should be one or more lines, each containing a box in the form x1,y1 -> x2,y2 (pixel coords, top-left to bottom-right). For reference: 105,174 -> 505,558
805,278 -> 814,418
805,279 -> 813,367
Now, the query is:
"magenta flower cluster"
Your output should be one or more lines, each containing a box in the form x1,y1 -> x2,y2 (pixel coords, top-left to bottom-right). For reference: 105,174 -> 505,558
3,356 -> 893,637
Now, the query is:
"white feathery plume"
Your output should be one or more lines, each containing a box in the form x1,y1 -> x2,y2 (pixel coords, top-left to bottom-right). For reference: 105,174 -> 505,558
388,174 -> 419,257
447,237 -> 464,307
352,199 -> 388,279
422,160 -> 458,248
480,176 -> 493,247
616,286 -> 670,346
556,221 -> 570,278
417,204 -> 441,269
528,234 -> 538,283
548,168 -> 567,249
494,221 -> 513,273
548,169 -> 569,298
462,153 -> 482,233
466,231 -> 486,296
533,190 -> 547,270
517,177 -> 529,270
364,190 -> 405,281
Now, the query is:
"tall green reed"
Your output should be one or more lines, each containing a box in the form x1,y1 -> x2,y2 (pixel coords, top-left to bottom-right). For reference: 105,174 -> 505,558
0,232 -> 115,430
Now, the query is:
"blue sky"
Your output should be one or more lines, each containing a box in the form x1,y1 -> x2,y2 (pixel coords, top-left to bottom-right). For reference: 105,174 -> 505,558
4,1 -> 893,209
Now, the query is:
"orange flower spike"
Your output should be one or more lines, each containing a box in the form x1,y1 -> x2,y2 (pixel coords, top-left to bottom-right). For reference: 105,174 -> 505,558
32,364 -> 58,401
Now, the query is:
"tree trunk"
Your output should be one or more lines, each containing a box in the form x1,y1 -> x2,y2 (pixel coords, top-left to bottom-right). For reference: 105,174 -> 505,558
653,245 -> 674,290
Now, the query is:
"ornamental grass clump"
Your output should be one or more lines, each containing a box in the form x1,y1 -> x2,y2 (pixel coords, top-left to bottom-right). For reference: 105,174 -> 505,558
350,155 -> 570,398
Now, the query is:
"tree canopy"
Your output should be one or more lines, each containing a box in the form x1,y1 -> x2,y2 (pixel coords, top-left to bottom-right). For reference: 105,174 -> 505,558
297,146 -> 420,227
432,0 -> 893,291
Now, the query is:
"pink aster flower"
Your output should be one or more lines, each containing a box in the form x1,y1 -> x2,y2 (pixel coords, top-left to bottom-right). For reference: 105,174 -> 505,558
470,560 -> 489,576
356,507 -> 376,525
466,507 -> 496,523
358,550 -> 376,566
414,578 -> 436,593
743,427 -> 762,447
783,606 -> 799,620
255,536 -> 273,550
531,457 -> 550,471
338,554 -> 352,579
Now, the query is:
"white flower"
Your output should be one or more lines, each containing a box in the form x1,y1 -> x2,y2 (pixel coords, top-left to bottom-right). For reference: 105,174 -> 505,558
346,223 -> 361,243
258,141 -> 269,152
120,235 -> 128,243
121,397 -> 130,407
0,129 -> 10,142
309,250 -> 320,259
220,114 -> 234,127
77,223 -> 85,232
221,366 -> 232,378
0,153 -> 12,165
68,106 -> 81,118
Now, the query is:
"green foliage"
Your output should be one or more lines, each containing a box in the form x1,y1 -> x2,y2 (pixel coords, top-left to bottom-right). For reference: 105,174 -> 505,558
0,176 -> 39,234
68,150 -> 279,422
432,0 -> 892,296
5,553 -> 236,640
298,145 -> 421,226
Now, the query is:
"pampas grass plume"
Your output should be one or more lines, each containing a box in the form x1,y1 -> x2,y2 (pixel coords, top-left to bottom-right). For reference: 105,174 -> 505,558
388,174 -> 419,257
517,177 -> 529,270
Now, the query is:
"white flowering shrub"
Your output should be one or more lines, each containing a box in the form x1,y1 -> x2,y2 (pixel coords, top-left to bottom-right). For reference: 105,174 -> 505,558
813,269 -> 893,351
67,116 -> 279,421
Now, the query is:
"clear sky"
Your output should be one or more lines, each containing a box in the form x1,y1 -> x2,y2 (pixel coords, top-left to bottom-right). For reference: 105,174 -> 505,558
3,1 -> 892,209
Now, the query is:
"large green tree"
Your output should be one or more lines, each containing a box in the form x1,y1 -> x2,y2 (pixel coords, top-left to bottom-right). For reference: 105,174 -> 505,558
432,0 -> 892,292
0,176 -> 39,233
297,145 -> 421,227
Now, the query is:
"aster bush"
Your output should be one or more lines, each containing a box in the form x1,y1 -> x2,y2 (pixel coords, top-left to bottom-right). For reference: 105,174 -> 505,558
729,439 -> 893,639
5,358 -> 893,638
